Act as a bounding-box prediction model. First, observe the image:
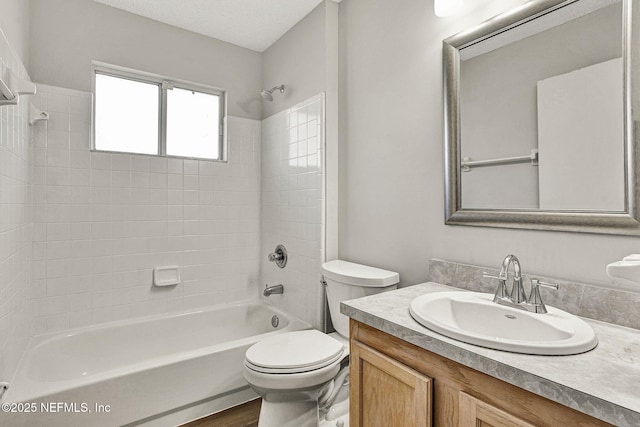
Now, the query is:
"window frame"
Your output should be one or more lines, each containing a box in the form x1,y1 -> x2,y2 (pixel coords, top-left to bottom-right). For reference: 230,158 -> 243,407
91,62 -> 227,162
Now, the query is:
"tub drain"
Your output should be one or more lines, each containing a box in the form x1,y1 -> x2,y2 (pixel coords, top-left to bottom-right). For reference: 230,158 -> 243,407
271,315 -> 280,328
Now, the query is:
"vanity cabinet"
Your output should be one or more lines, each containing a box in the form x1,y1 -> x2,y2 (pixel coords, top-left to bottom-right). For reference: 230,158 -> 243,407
459,392 -> 535,427
350,320 -> 613,427
351,340 -> 432,427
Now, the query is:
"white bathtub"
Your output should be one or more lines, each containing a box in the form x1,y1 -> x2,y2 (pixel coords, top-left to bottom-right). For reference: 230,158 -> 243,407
1,301 -> 310,427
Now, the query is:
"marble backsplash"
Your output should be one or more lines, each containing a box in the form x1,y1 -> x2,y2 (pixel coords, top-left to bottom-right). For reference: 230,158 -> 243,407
427,259 -> 640,330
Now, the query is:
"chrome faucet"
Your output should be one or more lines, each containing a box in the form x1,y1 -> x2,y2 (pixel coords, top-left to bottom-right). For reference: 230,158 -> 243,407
484,255 -> 558,314
263,284 -> 284,297
501,254 -> 526,304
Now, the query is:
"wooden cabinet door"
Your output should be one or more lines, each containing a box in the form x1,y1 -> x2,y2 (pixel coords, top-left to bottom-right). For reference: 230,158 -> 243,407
351,340 -> 432,427
459,392 -> 537,427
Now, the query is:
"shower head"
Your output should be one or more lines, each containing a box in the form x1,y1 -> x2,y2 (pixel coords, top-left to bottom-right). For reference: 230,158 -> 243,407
260,89 -> 273,101
260,85 -> 285,102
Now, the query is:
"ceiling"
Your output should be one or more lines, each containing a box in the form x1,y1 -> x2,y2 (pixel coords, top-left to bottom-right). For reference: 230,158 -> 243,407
94,0 -> 325,52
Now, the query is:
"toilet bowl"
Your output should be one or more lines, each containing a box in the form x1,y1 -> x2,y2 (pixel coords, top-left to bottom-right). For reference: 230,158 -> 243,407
244,260 -> 399,427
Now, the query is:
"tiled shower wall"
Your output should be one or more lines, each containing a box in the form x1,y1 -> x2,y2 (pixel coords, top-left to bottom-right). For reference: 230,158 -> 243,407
260,94 -> 324,329
30,84 -> 261,334
0,35 -> 32,381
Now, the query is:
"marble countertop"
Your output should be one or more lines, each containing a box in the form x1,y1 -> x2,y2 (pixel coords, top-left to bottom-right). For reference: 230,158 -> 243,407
341,282 -> 640,427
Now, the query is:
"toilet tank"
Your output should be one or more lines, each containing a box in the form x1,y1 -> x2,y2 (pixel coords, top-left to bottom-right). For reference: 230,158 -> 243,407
322,260 -> 399,338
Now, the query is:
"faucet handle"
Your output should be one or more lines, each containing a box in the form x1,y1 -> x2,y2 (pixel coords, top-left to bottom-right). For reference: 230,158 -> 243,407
483,272 -> 509,301
533,279 -> 559,290
528,279 -> 558,314
268,245 -> 287,268
482,271 -> 507,280
268,252 -> 283,262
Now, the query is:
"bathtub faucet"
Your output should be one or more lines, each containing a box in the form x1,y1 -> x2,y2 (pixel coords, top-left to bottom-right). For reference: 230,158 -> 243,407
263,284 -> 284,297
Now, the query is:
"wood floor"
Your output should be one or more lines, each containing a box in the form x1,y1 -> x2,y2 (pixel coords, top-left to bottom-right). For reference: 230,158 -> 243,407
180,399 -> 261,427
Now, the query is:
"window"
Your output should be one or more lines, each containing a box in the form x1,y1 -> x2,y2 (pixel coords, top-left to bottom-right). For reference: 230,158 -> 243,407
166,87 -> 221,159
93,64 -> 225,160
94,73 -> 159,155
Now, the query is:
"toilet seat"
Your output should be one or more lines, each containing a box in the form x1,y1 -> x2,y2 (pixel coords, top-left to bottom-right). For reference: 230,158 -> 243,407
244,358 -> 342,390
245,330 -> 345,374
245,351 -> 343,374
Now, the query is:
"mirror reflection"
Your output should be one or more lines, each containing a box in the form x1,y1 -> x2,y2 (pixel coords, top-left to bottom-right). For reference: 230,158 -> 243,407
459,0 -> 624,211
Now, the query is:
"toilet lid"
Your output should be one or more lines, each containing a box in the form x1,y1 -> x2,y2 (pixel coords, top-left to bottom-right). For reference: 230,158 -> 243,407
321,260 -> 400,287
245,330 -> 345,373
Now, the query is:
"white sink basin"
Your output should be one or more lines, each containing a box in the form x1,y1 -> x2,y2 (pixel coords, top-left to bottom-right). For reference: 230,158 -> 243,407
409,291 -> 597,355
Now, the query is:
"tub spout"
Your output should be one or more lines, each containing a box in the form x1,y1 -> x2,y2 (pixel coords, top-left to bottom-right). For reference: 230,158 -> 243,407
264,284 -> 284,297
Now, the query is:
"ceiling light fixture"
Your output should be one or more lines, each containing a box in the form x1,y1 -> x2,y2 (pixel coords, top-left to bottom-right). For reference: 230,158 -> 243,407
434,0 -> 464,17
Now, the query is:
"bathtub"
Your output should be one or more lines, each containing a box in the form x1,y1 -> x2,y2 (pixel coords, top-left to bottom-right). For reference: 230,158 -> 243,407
1,301 -> 310,427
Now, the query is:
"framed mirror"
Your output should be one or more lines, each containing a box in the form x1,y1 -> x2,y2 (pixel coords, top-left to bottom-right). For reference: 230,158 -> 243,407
443,0 -> 640,235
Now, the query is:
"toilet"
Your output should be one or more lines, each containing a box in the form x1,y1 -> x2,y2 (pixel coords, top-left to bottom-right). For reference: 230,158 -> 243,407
243,260 -> 399,427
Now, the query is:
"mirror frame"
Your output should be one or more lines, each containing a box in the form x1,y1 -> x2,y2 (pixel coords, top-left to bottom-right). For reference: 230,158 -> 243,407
443,0 -> 640,235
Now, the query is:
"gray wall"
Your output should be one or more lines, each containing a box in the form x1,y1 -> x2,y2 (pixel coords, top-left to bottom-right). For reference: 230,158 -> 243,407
0,0 -> 29,67
262,2 -> 326,119
29,0 -> 262,119
261,1 -> 341,262
338,0 -> 639,288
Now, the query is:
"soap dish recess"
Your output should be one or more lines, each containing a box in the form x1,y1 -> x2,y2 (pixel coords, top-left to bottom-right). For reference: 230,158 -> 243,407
153,266 -> 181,287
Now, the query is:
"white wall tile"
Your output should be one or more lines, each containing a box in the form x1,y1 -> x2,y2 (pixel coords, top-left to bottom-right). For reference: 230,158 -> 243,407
260,94 -> 325,329
30,85 -> 261,335
0,30 -> 33,382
